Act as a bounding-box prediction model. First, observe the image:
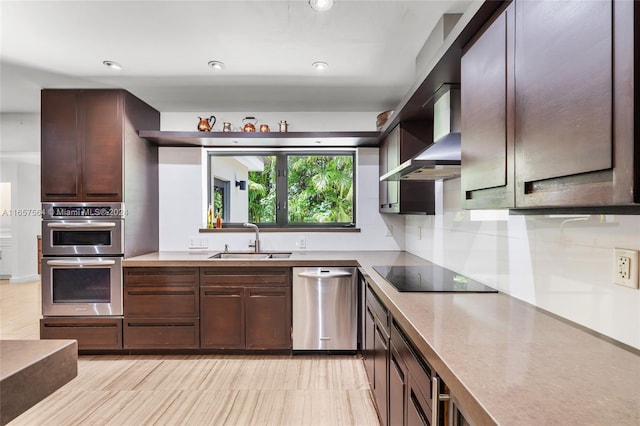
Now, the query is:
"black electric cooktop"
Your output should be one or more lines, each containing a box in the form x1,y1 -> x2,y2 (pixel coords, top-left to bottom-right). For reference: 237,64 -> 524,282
373,263 -> 498,293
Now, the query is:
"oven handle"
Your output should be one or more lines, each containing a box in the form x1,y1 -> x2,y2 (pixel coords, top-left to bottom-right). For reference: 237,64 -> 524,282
46,259 -> 117,266
47,222 -> 117,229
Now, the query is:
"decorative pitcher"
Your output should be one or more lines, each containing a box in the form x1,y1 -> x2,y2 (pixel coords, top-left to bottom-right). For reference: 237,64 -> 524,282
197,115 -> 216,132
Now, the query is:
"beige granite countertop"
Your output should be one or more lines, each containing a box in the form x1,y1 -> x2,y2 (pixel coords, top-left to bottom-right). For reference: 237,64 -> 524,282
124,250 -> 640,425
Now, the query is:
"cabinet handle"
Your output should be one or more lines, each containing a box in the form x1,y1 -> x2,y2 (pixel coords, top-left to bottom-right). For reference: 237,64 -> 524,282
204,291 -> 241,297
127,290 -> 194,296
431,376 -> 450,426
86,193 -> 120,198
127,322 -> 195,327
47,222 -> 116,229
47,259 -> 116,266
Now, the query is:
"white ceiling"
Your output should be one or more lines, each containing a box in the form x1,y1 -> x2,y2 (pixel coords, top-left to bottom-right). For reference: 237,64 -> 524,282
0,0 -> 471,114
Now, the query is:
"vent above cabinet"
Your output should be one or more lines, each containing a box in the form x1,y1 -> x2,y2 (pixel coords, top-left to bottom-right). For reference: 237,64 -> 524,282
381,86 -> 461,181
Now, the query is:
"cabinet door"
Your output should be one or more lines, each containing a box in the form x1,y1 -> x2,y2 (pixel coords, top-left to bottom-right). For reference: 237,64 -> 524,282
41,90 -> 81,201
389,340 -> 407,426
373,318 -> 389,425
386,127 -> 400,209
245,286 -> 291,350
379,136 -> 389,209
379,126 -> 399,213
407,385 -> 431,426
200,286 -> 245,349
363,305 -> 376,388
461,4 -> 515,209
514,0 -> 614,207
80,90 -> 123,201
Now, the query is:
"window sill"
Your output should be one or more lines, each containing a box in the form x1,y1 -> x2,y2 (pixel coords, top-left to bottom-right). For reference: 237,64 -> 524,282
199,227 -> 361,233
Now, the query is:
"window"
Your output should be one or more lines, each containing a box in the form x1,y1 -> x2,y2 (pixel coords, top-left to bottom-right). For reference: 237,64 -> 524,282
208,150 -> 355,227
212,178 -> 230,222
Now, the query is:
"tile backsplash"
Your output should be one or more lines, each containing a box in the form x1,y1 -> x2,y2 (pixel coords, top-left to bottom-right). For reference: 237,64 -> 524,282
405,179 -> 640,350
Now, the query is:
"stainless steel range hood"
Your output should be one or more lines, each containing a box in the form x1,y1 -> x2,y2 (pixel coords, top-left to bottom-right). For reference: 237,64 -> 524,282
381,87 -> 461,181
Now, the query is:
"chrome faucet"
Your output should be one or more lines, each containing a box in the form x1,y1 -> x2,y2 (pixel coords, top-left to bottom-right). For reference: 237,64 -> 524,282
243,222 -> 260,253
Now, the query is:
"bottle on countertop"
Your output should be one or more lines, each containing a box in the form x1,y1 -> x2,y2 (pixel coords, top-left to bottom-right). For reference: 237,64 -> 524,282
207,204 -> 214,229
216,212 -> 222,229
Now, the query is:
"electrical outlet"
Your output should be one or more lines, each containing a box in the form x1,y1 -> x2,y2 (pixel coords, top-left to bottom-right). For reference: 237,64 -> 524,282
189,237 -> 208,250
614,248 -> 639,289
296,237 -> 306,249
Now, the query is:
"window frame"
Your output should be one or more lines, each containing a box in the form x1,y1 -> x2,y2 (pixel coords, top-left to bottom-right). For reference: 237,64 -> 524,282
207,149 -> 356,229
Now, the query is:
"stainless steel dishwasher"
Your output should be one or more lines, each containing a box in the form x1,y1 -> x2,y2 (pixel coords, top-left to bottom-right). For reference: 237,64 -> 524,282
292,267 -> 357,351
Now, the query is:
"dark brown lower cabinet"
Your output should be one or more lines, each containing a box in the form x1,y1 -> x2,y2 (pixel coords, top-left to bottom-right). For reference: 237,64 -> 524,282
363,282 -> 390,425
200,286 -> 245,349
123,267 -> 200,349
362,281 -> 440,426
200,268 -> 292,350
245,286 -> 291,350
123,318 -> 199,349
40,317 -> 122,350
407,385 -> 432,426
389,338 -> 407,426
363,303 -> 376,385
373,318 -> 389,424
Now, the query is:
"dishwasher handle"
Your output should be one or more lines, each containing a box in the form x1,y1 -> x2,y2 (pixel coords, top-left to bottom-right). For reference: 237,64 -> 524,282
297,270 -> 353,279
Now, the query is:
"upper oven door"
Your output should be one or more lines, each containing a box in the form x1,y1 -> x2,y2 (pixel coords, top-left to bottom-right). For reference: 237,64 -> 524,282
42,219 -> 124,255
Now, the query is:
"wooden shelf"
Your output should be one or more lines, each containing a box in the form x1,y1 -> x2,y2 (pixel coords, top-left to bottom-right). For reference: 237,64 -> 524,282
138,130 -> 381,148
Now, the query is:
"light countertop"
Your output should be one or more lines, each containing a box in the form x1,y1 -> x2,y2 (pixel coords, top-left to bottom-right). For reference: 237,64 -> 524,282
124,250 -> 640,425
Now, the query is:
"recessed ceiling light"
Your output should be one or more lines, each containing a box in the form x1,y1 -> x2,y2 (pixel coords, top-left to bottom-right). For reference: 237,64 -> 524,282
102,60 -> 123,70
309,0 -> 334,11
312,61 -> 329,71
208,60 -> 225,70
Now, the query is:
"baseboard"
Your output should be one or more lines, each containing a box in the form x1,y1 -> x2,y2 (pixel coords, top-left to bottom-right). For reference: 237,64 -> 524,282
9,274 -> 40,284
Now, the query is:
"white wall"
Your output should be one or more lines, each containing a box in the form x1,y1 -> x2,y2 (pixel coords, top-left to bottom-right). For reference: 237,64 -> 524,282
0,113 -> 41,282
404,178 -> 640,350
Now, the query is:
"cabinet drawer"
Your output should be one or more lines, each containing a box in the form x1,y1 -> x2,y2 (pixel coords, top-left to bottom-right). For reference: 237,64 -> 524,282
40,317 -> 122,350
123,318 -> 199,349
200,267 -> 291,286
124,267 -> 199,286
124,285 -> 199,318
391,320 -> 432,409
366,284 -> 388,333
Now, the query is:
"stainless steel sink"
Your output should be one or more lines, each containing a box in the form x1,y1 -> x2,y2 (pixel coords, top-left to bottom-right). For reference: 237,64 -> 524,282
209,252 -> 291,260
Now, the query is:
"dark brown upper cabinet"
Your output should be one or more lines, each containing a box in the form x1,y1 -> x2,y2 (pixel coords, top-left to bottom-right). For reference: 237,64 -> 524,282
379,122 -> 435,214
461,0 -> 639,211
461,2 -> 515,209
41,89 -> 160,202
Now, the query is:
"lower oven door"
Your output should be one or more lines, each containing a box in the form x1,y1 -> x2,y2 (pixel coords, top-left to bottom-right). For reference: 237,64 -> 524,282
42,257 -> 123,316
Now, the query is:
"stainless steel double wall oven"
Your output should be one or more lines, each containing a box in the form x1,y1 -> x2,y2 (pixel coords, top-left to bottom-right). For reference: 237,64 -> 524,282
41,202 -> 125,316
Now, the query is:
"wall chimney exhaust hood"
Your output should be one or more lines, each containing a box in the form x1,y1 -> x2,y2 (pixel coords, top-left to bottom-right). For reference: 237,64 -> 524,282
380,86 -> 461,181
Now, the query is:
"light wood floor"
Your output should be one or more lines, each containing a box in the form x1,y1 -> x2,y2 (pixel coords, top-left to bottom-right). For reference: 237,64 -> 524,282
1,280 -> 380,426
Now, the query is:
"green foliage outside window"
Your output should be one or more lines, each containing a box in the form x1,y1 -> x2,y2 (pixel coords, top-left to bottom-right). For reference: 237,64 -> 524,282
248,156 -> 277,223
247,153 -> 354,225
211,151 -> 355,227
287,155 -> 353,223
